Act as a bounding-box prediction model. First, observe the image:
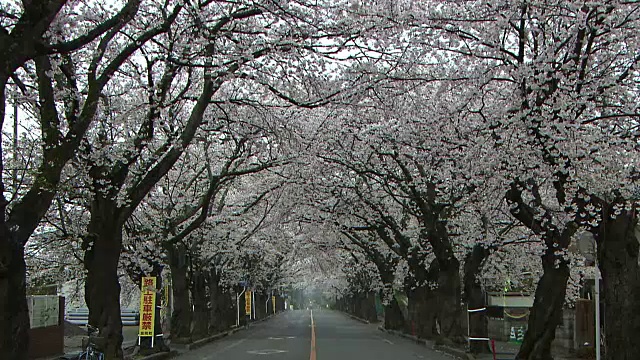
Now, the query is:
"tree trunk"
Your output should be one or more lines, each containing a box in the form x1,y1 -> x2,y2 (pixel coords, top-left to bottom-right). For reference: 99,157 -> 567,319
426,221 -> 464,343
516,250 -> 570,360
83,201 -> 124,360
405,258 -> 463,342
596,208 -> 640,359
435,258 -> 464,343
0,75 -> 28,360
365,291 -> 378,322
191,269 -> 209,340
406,285 -> 437,338
382,295 -> 405,331
167,244 -> 191,343
253,292 -> 262,320
222,289 -> 235,328
463,244 -> 491,354
208,269 -> 235,334
379,269 -> 405,330
0,231 -> 30,360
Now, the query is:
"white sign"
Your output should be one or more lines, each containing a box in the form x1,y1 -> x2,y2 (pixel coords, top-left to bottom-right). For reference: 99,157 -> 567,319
28,296 -> 59,328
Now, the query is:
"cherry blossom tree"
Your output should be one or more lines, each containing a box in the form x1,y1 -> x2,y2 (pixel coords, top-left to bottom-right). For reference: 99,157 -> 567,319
410,1 -> 640,357
0,1 -> 166,356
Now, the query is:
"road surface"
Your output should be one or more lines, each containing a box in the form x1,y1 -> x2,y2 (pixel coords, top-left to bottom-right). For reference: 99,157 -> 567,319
175,309 -> 453,360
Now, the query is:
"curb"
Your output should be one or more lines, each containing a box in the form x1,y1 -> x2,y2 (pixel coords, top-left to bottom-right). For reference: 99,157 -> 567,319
378,326 -> 474,360
185,328 -> 237,351
134,350 -> 179,360
338,311 -> 375,325
253,314 -> 276,324
346,313 -> 370,324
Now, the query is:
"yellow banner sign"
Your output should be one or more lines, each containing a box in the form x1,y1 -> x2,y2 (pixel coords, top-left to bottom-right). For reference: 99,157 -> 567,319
272,295 -> 276,314
245,290 -> 252,315
138,276 -> 156,337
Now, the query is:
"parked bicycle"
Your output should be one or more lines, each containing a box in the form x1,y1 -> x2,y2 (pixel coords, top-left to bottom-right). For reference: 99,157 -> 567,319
78,324 -> 105,360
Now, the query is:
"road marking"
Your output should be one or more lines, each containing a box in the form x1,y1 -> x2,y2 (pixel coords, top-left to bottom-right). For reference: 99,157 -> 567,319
221,338 -> 246,352
203,338 -> 246,359
375,335 -> 394,345
247,349 -> 288,355
310,310 -> 316,360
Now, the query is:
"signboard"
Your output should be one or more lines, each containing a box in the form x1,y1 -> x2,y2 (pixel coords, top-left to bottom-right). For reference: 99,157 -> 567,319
28,296 -> 59,328
272,296 -> 276,314
138,277 -> 156,337
245,290 -> 252,315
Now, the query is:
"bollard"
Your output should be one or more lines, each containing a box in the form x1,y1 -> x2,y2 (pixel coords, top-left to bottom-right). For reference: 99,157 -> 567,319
491,339 -> 497,360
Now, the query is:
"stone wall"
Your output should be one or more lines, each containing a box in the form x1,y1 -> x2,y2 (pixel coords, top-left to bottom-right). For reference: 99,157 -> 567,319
487,317 -> 528,342
552,308 -> 576,353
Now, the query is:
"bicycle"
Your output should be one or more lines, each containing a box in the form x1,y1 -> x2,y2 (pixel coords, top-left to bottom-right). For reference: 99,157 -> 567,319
77,324 -> 105,360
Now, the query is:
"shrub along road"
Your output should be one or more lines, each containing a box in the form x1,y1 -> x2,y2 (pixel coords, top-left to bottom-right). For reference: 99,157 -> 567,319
174,309 -> 453,360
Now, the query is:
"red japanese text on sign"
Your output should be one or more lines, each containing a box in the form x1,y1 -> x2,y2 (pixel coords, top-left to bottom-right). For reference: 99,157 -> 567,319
138,277 -> 157,338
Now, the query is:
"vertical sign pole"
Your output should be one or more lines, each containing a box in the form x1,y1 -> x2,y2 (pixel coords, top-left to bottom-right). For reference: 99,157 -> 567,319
252,290 -> 256,320
466,305 -> 470,351
237,287 -> 246,327
595,245 -> 601,360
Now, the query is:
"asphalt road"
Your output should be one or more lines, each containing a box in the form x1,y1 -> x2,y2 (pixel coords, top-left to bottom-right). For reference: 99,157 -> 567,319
174,309 -> 453,360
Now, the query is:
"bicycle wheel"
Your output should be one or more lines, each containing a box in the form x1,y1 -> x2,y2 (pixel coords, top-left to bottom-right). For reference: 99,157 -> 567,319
77,346 -> 103,359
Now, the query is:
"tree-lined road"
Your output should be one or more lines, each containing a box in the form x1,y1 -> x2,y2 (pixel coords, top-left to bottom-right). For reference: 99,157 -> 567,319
176,310 -> 452,360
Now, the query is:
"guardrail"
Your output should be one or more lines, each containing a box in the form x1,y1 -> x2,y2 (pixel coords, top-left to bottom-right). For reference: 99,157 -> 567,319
66,308 -> 139,326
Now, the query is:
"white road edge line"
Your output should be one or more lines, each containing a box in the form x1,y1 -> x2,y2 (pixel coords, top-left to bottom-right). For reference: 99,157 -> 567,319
375,335 -> 394,345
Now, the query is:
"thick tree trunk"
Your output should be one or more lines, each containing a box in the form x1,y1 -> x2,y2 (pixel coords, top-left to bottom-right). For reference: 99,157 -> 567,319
463,244 -> 491,354
435,258 -> 464,342
0,76 -> 29,360
354,293 -> 363,318
516,251 -> 570,360
167,244 -> 191,343
406,259 -> 463,342
378,269 -> 405,330
221,289 -> 235,328
208,268 -> 226,334
363,292 -> 378,322
258,292 -> 269,320
0,232 -> 30,360
507,181 -> 576,360
382,295 -> 405,331
191,269 -> 209,340
211,283 -> 235,332
276,294 -> 286,314
406,285 -> 437,338
84,203 -> 124,360
596,209 -> 640,359
427,222 -> 464,343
